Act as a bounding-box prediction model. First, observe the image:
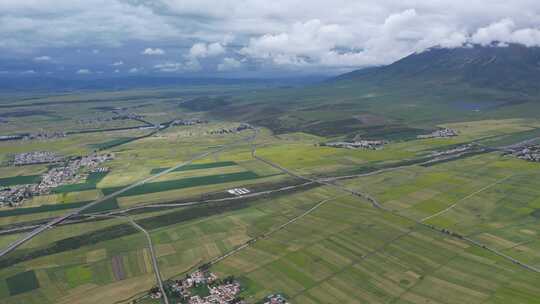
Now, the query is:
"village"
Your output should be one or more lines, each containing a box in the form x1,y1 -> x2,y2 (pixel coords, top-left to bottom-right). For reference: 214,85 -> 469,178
11,151 -> 64,166
0,153 -> 113,207
505,144 -> 540,162
417,128 -> 458,139
208,123 -> 253,135
171,118 -> 208,126
323,138 -> 387,150
149,269 -> 289,304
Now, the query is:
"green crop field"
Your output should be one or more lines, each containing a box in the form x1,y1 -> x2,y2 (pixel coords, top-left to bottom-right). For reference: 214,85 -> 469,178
102,171 -> 260,197
150,161 -> 237,174
52,171 -> 109,194
0,174 -> 41,187
5,270 -> 40,296
1,85 -> 540,304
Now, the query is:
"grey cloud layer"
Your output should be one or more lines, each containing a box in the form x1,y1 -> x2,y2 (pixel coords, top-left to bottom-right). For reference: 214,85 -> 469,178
1,0 -> 540,74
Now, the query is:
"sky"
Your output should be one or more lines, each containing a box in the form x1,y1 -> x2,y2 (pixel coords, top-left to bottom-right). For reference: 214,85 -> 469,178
1,0 -> 540,78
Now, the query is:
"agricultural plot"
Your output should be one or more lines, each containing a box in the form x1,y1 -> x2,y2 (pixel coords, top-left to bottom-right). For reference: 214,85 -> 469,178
211,196 -> 540,303
150,161 -> 237,174
52,171 -> 109,194
5,270 -> 40,296
0,200 -> 90,218
102,171 -> 260,197
0,174 -> 41,187
340,151 -> 540,267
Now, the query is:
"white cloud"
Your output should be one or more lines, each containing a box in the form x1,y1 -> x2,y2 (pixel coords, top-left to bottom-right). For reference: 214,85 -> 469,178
21,70 -> 36,74
34,55 -> 51,61
142,48 -> 165,55
112,61 -> 123,66
154,62 -> 183,72
188,42 -> 225,58
76,69 -> 91,74
128,67 -> 139,73
218,57 -> 242,71
154,60 -> 201,72
114,69 -> 120,73
3,1 -> 540,73
471,19 -> 540,47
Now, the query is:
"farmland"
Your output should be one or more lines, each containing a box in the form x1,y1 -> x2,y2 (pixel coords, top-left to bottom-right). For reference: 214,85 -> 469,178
0,88 -> 539,304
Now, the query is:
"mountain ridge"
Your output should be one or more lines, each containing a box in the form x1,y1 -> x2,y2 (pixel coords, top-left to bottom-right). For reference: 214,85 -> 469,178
334,43 -> 540,93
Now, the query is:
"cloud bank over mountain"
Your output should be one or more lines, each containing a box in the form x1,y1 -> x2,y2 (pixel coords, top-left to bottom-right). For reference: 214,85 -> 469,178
1,0 -> 540,77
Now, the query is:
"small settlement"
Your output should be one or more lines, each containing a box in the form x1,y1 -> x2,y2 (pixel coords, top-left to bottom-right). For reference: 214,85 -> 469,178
22,131 -> 67,141
156,270 -> 242,304
171,118 -> 208,126
417,128 -> 458,139
323,139 -> 387,150
152,269 -> 290,304
0,153 -> 113,207
209,123 -> 253,135
263,294 -> 289,304
11,151 -> 64,166
505,145 -> 540,162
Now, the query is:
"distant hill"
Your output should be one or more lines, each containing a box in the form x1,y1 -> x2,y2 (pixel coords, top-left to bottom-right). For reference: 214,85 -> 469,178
335,43 -> 540,93
0,76 -> 324,93
208,43 -> 540,137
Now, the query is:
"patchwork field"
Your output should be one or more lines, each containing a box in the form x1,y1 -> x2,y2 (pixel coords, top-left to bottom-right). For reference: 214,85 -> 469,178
1,87 -> 540,304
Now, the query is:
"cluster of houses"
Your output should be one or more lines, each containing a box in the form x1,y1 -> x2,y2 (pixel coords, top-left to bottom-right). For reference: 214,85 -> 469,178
0,185 -> 36,207
171,118 -> 208,126
209,124 -> 253,135
323,139 -> 387,150
506,145 -> 540,162
263,294 -> 289,304
11,151 -> 64,166
0,153 -> 113,207
22,131 -> 67,141
163,270 -> 243,304
111,111 -> 145,121
417,128 -> 458,139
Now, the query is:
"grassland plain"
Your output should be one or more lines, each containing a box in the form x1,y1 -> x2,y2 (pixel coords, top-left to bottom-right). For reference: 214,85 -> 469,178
0,185 -> 341,304
0,174 -> 41,187
2,90 -> 540,304
211,195 -> 540,304
338,152 -> 540,266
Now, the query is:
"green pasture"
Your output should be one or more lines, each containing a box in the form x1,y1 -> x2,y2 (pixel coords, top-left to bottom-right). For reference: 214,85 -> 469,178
5,270 -> 40,296
102,171 -> 260,197
150,161 -> 237,174
52,171 -> 109,194
0,175 -> 41,187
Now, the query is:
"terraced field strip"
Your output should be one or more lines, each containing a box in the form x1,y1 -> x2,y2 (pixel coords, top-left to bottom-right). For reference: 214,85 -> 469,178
150,161 -> 237,174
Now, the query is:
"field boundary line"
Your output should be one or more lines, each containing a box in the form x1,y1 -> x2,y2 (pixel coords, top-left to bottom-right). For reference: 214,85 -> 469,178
421,175 -> 514,222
